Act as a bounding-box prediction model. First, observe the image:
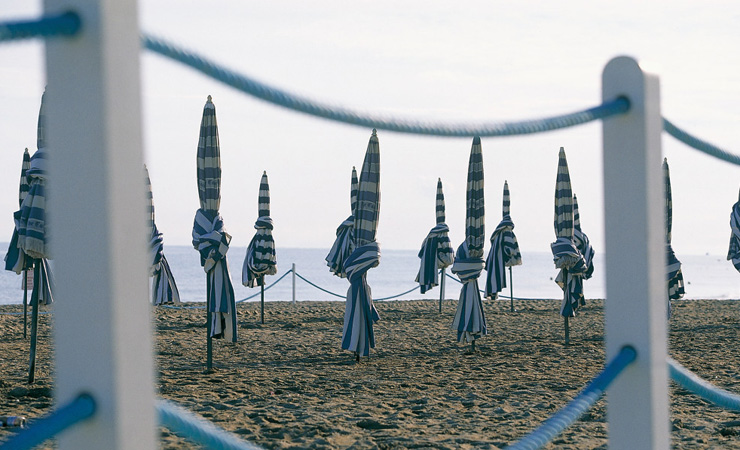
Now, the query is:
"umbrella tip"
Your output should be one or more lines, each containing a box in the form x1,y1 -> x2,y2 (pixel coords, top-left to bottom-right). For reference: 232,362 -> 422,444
472,136 -> 480,145
263,170 -> 267,176
207,95 -> 212,102
663,156 -> 668,163
372,128 -> 377,136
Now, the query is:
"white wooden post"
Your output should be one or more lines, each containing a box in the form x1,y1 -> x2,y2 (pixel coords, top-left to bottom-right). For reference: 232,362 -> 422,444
602,56 -> 669,449
292,263 -> 296,304
44,0 -> 156,449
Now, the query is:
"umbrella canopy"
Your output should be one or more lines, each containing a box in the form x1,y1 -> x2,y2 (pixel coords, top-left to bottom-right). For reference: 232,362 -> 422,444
416,178 -> 453,294
326,167 -> 358,278
664,158 -> 685,303
243,171 -> 278,287
570,194 -> 595,306
5,149 -> 33,274
727,188 -> 740,272
550,147 -> 586,318
451,136 -> 487,343
146,165 -> 180,305
342,129 -> 381,358
192,95 -> 237,342
485,180 -> 522,299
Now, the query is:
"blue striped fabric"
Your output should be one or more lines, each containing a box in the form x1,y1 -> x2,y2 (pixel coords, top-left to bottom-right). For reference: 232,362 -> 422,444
727,189 -> 740,272
416,179 -> 453,294
550,148 -> 586,318
452,137 -> 486,343
5,148 -> 33,273
17,149 -> 49,260
572,194 -> 594,307
36,89 -> 46,151
485,181 -> 522,300
342,130 -> 381,357
193,96 -> 236,342
145,165 -> 180,305
243,171 -> 277,287
664,158 -> 685,304
326,167 -> 358,278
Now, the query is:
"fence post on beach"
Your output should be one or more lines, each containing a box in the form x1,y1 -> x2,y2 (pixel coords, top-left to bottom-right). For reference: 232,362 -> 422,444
292,263 -> 296,304
602,56 -> 669,449
45,0 -> 156,449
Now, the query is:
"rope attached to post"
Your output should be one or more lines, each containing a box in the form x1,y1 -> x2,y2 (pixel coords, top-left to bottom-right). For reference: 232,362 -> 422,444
668,358 -> 740,411
0,12 -> 81,43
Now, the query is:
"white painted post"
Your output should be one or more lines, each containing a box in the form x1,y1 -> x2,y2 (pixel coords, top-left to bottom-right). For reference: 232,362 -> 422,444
602,56 -> 669,449
44,0 -> 156,449
292,263 -> 296,304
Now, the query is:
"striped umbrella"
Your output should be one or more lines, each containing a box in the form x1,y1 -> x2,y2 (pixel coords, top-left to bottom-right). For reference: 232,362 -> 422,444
416,178 -> 453,300
192,96 -> 237,371
571,193 -> 595,306
326,167 -> 358,278
550,147 -> 586,345
451,136 -> 487,348
242,171 -> 277,324
727,188 -> 740,273
664,158 -> 684,314
485,180 -> 522,310
145,165 -> 180,305
342,129 -> 381,360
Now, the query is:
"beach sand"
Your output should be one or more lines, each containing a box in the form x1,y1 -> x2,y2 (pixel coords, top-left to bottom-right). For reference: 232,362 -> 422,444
1,298 -> 739,449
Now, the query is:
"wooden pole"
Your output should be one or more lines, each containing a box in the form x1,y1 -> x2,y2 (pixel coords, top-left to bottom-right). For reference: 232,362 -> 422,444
206,282 -> 212,372
261,276 -> 265,324
563,268 -> 570,346
27,263 -> 40,384
509,266 -> 514,312
22,268 -> 28,339
438,268 -> 445,313
292,263 -> 296,304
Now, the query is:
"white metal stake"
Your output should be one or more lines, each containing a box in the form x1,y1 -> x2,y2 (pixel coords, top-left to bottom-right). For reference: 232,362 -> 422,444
45,0 -> 156,449
602,56 -> 669,449
292,263 -> 296,304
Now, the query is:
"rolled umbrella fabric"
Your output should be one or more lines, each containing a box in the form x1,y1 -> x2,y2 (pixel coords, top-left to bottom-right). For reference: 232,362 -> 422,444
145,165 -> 180,305
451,136 -> 486,343
192,96 -> 236,342
664,158 -> 685,303
326,167 -> 358,278
5,148 -> 32,274
727,188 -> 740,272
243,172 -> 277,287
416,178 -> 453,294
567,194 -> 595,307
485,180 -> 522,300
342,129 -> 381,357
551,148 -> 586,318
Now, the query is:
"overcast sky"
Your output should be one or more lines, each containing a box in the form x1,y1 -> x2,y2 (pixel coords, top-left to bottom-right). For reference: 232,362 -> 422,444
1,1 -> 739,257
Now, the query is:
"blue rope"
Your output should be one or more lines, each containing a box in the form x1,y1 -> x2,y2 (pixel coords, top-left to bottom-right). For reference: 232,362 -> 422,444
443,272 -> 554,301
236,269 -> 293,303
294,271 -> 420,301
668,357 -> 740,411
293,272 -> 346,298
663,119 -> 740,166
375,285 -> 420,301
0,393 -> 95,450
157,399 -> 264,450
142,34 -> 629,137
504,346 -> 636,450
0,12 -> 81,43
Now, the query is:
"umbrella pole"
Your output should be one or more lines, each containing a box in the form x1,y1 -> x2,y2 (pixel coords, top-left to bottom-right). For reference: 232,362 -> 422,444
27,264 -> 40,384
206,282 -> 213,372
439,268 -> 445,313
509,266 -> 515,313
471,339 -> 476,353
563,268 -> 570,346
260,276 -> 265,324
22,268 -> 28,339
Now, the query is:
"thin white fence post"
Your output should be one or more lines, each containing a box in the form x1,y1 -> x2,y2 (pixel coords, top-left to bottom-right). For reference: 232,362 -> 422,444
292,263 -> 296,304
45,0 -> 156,449
602,56 -> 669,449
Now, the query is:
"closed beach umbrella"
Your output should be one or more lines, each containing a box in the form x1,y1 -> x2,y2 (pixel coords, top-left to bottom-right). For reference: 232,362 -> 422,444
485,180 -> 522,312
571,194 -> 595,307
326,167 -> 358,278
727,188 -> 740,272
451,136 -> 487,348
550,147 -> 586,345
192,96 -> 237,371
342,129 -> 381,360
242,171 -> 277,324
664,158 -> 685,315
416,178 -> 453,300
145,165 -> 180,305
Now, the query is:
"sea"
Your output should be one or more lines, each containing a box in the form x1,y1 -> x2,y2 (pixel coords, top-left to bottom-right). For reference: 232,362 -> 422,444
0,244 -> 737,305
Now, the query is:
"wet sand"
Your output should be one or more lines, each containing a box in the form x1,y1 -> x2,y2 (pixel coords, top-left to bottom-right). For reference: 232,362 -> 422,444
1,298 -> 739,449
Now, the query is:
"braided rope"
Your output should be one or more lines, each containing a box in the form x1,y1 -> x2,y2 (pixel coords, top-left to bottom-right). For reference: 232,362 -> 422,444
0,12 -> 80,43
236,269 -> 292,303
663,119 -> 740,166
504,346 -> 636,450
293,272 -> 345,298
157,399 -> 264,450
668,357 -> 740,411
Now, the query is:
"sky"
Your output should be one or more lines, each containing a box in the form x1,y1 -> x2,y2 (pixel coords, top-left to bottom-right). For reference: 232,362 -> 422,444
1,1 -> 739,257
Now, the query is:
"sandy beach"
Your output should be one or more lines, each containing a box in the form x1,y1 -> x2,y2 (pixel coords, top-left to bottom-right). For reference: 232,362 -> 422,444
1,298 -> 739,449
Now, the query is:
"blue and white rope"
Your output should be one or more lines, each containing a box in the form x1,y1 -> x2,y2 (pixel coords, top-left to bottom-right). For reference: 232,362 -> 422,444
668,357 -> 740,411
504,346 -> 637,450
0,12 -> 80,43
663,119 -> 740,166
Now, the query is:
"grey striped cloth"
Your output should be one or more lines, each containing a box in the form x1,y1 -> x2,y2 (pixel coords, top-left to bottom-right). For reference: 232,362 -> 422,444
5,148 -> 33,274
342,130 -> 381,357
664,158 -> 684,304
452,137 -> 486,343
727,188 -> 740,272
145,165 -> 180,305
243,172 -> 277,287
485,181 -> 522,300
326,167 -> 358,278
571,194 -> 594,306
193,95 -> 236,342
416,179 -> 453,294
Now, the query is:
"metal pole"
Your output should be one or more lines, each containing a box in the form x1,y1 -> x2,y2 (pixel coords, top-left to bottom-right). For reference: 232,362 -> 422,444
563,268 -> 570,346
602,56 -> 669,449
22,268 -> 28,339
46,0 -> 156,447
438,268 -> 445,313
261,276 -> 265,324
206,282 -> 212,372
27,263 -> 40,384
292,263 -> 296,304
509,266 -> 514,312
